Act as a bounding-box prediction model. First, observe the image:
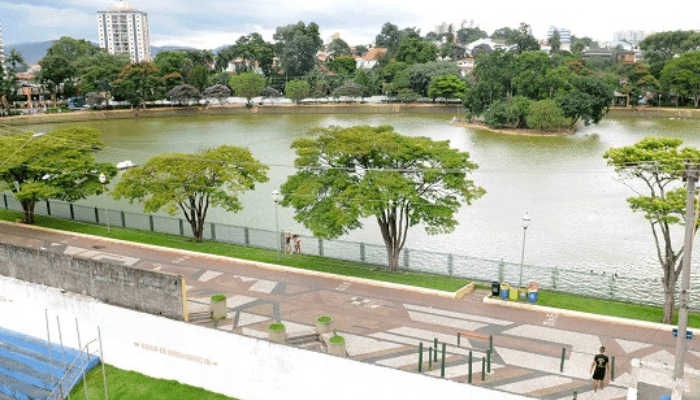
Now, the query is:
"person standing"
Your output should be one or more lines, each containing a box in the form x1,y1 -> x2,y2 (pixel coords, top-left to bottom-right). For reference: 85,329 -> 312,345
293,234 -> 301,254
285,232 -> 292,254
590,346 -> 610,392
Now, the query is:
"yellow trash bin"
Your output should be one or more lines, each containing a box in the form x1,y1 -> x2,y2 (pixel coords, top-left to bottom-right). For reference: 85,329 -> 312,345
509,286 -> 519,300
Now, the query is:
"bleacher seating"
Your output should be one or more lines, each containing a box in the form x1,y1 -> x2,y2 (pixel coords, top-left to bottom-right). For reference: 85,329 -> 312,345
0,326 -> 100,400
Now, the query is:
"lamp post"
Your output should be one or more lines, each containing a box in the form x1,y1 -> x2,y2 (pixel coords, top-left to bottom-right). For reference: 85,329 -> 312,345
271,189 -> 282,262
0,132 -> 46,169
99,173 -> 110,234
518,212 -> 530,287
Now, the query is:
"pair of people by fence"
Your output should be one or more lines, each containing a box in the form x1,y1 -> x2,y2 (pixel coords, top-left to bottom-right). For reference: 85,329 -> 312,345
284,232 -> 301,254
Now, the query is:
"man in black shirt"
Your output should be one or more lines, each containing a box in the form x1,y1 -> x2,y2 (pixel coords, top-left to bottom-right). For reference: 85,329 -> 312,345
590,346 -> 610,392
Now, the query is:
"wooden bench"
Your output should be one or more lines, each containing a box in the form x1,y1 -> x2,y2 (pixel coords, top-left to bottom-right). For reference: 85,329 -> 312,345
458,331 -> 492,350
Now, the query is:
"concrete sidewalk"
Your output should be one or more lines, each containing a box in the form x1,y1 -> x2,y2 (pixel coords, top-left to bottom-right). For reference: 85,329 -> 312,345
1,221 -> 698,400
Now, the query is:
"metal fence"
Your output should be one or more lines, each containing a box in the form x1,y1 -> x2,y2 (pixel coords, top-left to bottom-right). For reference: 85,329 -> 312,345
4,193 -> 700,310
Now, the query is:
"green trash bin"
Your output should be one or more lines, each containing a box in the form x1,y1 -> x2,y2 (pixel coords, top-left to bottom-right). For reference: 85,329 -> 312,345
509,286 -> 519,300
519,287 -> 528,301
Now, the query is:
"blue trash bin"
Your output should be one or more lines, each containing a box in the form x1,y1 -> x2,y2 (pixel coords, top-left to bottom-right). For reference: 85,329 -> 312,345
527,290 -> 538,303
500,282 -> 510,300
660,396 -> 671,400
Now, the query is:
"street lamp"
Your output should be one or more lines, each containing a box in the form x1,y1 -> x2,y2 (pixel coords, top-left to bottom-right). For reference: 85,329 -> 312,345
271,189 -> 282,262
99,173 -> 110,234
0,132 -> 46,169
518,212 -> 531,287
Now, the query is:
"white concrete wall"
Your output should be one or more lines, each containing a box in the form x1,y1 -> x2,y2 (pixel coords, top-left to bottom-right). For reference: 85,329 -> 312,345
0,276 -> 528,400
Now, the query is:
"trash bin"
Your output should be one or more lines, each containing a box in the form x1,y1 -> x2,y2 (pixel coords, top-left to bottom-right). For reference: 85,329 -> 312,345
519,287 -> 528,301
527,289 -> 538,303
660,396 -> 671,400
491,281 -> 500,297
509,286 -> 519,300
500,282 -> 510,300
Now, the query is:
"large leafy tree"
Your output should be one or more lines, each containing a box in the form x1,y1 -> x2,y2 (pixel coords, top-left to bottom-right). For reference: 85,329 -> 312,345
75,52 -> 130,105
428,74 -> 466,102
505,23 -> 540,54
228,72 -> 266,105
280,125 -> 485,271
375,22 -> 403,53
216,33 -> 275,77
640,30 -> 700,77
557,73 -> 615,126
5,49 -> 27,75
603,137 -> 700,324
38,55 -> 75,102
0,127 -> 117,224
112,146 -> 268,242
273,22 -> 323,78
394,37 -> 438,64
113,62 -> 165,108
284,79 -> 311,103
329,38 -> 352,57
46,36 -> 101,60
660,51 -> 700,107
457,27 -> 488,45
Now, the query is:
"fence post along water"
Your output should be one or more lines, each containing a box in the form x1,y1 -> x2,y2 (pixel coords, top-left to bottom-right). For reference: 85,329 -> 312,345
3,196 -> 700,310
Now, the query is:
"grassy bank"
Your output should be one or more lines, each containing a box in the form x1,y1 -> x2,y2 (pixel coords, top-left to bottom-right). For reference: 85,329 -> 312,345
1,208 -> 698,327
70,364 -> 237,399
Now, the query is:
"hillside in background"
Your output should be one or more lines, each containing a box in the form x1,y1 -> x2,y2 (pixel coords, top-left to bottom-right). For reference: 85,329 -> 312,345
5,41 -> 203,66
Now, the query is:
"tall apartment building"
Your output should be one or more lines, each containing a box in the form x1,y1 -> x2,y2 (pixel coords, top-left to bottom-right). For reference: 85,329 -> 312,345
97,0 -> 151,62
0,22 -> 5,75
614,30 -> 646,45
547,26 -> 572,43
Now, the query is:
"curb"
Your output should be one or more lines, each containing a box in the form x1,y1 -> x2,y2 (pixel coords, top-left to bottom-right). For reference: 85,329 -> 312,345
482,295 -> 699,334
0,221 -> 470,299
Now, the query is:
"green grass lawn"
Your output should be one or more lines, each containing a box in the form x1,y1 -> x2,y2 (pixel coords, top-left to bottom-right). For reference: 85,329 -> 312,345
70,364 -> 237,399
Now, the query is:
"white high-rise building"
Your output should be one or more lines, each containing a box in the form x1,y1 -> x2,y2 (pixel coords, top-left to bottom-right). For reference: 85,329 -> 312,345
0,22 -> 5,75
547,26 -> 572,43
97,0 -> 151,62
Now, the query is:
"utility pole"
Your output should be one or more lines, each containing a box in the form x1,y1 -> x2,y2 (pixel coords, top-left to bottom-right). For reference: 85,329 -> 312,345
672,162 -> 698,400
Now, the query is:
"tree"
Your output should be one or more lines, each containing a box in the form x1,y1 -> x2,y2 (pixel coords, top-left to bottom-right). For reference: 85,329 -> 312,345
5,49 -> 27,74
526,99 -> 567,131
38,55 -> 75,102
484,96 -> 532,128
549,31 -> 561,54
505,23 -> 540,54
428,74 -> 466,103
203,84 -> 232,105
329,56 -> 357,75
46,36 -> 101,60
216,33 -> 275,77
112,146 -> 268,242
640,30 -> 700,77
660,51 -> 700,107
329,38 -> 352,57
0,127 -> 117,224
457,27 -> 488,45
557,74 -> 615,126
188,65 -> 211,92
354,45 -> 369,56
167,84 -> 202,105
228,72 -> 265,105
394,37 -> 438,64
603,137 -> 700,323
273,22 -> 323,77
154,51 -> 195,78
0,65 -> 18,116
284,79 -> 311,103
280,125 -> 485,271
113,62 -> 165,108
375,22 -> 403,53
75,52 -> 130,106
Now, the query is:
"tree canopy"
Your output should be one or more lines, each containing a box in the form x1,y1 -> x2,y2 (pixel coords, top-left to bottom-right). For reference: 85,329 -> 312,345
112,146 -> 269,241
0,127 -> 117,223
273,21 -> 323,78
280,125 -> 485,271
228,72 -> 266,104
603,137 -> 700,324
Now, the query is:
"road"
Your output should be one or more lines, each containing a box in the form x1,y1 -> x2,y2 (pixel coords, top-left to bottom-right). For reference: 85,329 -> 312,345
2,222 -> 699,400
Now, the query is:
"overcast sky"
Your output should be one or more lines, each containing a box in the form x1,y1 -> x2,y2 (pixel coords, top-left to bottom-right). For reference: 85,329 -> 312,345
2,0 -> 700,49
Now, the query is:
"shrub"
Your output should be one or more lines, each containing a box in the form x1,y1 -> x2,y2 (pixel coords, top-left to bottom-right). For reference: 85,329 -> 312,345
210,294 -> 226,302
268,323 -> 285,332
526,99 -> 568,131
317,315 -> 333,324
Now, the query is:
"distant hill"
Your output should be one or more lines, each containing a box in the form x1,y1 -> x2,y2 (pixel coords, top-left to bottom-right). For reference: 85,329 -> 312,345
5,41 -> 210,66
5,41 -> 54,65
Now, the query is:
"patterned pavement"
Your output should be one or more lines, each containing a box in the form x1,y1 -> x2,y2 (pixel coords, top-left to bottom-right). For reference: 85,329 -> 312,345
2,222 -> 700,400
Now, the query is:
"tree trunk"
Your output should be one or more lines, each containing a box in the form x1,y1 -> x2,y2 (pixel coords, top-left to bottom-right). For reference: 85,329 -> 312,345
663,287 -> 675,324
20,200 -> 36,224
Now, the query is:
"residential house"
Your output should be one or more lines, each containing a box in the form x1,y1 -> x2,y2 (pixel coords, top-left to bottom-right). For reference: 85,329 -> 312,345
356,47 -> 388,70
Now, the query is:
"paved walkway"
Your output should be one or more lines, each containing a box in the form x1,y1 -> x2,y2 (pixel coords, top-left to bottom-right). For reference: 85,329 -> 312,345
3,222 -> 700,400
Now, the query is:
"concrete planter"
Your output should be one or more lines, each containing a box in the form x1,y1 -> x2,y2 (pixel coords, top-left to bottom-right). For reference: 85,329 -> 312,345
268,323 -> 287,344
210,294 -> 227,320
316,315 -> 333,333
327,335 -> 346,357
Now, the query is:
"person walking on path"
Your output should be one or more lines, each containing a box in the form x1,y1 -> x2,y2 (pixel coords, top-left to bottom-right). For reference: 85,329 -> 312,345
590,346 -> 610,392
